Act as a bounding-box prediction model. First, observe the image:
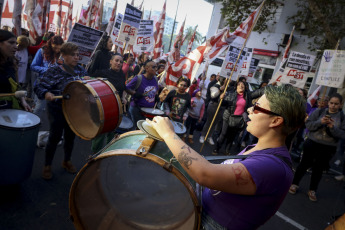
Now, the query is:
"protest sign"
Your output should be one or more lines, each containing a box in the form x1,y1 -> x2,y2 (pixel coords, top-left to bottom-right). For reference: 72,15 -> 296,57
133,20 -> 154,52
316,50 -> 345,88
280,51 -> 315,88
240,47 -> 253,76
117,4 -> 142,46
110,13 -> 124,47
246,58 -> 260,83
67,23 -> 103,65
220,45 -> 246,80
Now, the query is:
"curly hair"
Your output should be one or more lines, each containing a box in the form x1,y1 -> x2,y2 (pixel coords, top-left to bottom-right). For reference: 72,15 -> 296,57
0,29 -> 17,70
43,35 -> 64,63
96,35 -> 111,51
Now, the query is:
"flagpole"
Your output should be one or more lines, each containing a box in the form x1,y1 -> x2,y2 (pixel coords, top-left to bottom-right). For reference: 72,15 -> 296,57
200,1 -> 266,153
318,38 -> 340,108
168,0 -> 180,52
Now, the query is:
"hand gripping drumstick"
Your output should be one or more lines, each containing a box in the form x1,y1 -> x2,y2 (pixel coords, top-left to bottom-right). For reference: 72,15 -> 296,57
0,90 -> 27,98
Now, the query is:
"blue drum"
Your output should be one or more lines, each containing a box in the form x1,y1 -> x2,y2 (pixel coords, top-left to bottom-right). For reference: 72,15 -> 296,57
0,109 -> 40,184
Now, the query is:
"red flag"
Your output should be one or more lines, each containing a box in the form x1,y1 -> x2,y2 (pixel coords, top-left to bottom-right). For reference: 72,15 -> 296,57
62,1 -> 72,40
153,0 -> 166,61
105,0 -> 117,35
94,0 -> 104,30
40,0 -> 50,33
87,0 -> 100,28
12,0 -> 22,36
168,17 -> 185,64
52,0 -> 62,35
307,85 -> 322,107
24,0 -> 38,43
78,5 -> 89,25
186,25 -> 198,55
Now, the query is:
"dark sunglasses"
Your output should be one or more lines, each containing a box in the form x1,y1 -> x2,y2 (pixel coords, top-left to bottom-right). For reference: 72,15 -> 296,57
251,102 -> 280,116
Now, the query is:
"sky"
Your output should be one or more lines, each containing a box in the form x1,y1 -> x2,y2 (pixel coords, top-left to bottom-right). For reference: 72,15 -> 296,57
72,0 -> 214,37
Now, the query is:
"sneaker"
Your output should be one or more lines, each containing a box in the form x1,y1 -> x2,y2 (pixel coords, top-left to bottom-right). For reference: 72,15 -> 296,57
289,184 -> 299,194
199,136 -> 205,144
207,137 -> 215,145
62,161 -> 77,174
334,160 -> 341,166
188,138 -> 194,144
42,166 -> 52,180
335,175 -> 345,181
307,190 -> 317,202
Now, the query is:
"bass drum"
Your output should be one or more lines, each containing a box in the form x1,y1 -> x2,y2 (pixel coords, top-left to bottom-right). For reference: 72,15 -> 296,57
62,79 -> 123,140
70,131 -> 200,230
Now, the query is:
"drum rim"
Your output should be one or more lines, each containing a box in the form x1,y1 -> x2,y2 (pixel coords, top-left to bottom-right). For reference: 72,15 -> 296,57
70,131 -> 201,230
140,107 -> 164,115
0,109 -> 41,129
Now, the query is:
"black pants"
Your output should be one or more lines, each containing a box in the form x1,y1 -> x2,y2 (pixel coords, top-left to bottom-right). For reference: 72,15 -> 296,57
185,116 -> 198,136
201,101 -> 224,137
292,138 -> 336,191
45,104 -> 75,166
215,119 -> 241,154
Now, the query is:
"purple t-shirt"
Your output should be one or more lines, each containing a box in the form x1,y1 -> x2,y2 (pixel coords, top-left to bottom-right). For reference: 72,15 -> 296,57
126,75 -> 158,108
202,145 -> 293,229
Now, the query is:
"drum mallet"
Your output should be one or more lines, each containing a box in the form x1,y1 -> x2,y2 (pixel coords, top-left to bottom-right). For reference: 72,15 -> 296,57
51,94 -> 71,100
0,90 -> 27,98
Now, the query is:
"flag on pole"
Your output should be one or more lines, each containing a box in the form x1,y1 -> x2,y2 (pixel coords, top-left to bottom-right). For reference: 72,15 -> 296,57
52,0 -> 62,35
165,2 -> 264,86
78,4 -> 89,25
307,85 -> 322,107
186,25 -> 198,55
87,0 -> 100,28
40,0 -> 50,34
72,4 -> 79,27
105,0 -> 117,35
269,26 -> 295,84
24,0 -> 38,43
94,0 -> 104,30
62,1 -> 72,40
152,0 -> 166,61
12,0 -> 22,36
168,17 -> 186,64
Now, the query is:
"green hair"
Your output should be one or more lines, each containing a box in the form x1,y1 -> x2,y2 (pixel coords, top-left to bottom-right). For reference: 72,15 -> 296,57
264,84 -> 306,135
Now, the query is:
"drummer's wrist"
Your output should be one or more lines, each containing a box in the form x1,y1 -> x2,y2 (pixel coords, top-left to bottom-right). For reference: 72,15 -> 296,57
162,130 -> 178,141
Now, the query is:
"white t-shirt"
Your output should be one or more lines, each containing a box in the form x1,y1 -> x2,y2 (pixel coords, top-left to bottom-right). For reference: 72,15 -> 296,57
15,49 -> 29,83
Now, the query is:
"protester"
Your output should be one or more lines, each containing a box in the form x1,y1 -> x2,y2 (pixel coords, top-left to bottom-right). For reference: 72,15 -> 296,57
147,84 -> 306,229
15,36 -> 30,90
164,77 -> 191,123
34,42 -> 89,180
87,35 -> 113,75
289,93 -> 345,201
133,53 -> 148,76
0,30 -> 31,111
122,53 -> 135,81
126,60 -> 159,127
199,73 -> 215,102
31,35 -> 64,118
90,54 -> 126,153
188,78 -> 199,98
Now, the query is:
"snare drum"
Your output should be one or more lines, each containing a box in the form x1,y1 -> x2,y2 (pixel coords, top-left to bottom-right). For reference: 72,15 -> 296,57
140,107 -> 164,119
172,121 -> 187,135
62,79 -> 123,140
70,131 -> 200,230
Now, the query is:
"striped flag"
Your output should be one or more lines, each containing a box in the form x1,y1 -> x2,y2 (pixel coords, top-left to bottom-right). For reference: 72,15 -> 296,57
152,0 -> 166,61
87,0 -> 100,28
78,4 -> 89,25
186,25 -> 198,55
41,0 -> 50,34
94,0 -> 104,30
62,1 -> 72,40
307,85 -> 322,107
105,0 -> 117,35
24,0 -> 38,43
12,0 -> 22,36
168,17 -> 185,64
52,0 -> 62,35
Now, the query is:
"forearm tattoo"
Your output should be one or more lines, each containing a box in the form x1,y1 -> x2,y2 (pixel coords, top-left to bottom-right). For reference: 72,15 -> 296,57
231,164 -> 251,186
177,149 -> 198,169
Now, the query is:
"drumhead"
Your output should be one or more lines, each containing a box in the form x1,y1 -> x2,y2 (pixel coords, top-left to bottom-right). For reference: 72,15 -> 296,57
172,121 -> 186,134
70,151 -> 198,229
118,116 -> 133,130
140,107 -> 164,115
0,109 -> 40,129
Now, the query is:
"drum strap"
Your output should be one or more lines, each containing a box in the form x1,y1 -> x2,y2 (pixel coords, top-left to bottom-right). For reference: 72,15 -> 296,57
136,136 -> 156,156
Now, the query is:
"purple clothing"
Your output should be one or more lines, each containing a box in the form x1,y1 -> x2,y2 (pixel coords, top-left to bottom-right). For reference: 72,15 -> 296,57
202,145 -> 293,229
126,75 -> 158,108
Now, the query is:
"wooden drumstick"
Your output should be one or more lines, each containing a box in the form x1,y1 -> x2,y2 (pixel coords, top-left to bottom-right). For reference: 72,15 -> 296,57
51,94 -> 70,100
0,91 -> 27,98
153,102 -> 157,110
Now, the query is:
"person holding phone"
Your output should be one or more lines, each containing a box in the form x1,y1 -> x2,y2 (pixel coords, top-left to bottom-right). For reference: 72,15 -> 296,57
289,93 -> 345,202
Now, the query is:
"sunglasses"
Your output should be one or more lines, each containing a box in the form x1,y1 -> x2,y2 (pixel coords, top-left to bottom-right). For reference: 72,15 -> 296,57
251,102 -> 280,116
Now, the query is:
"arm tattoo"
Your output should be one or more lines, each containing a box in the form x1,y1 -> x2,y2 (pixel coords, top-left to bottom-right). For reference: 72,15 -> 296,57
177,151 -> 198,169
231,165 -> 251,186
181,145 -> 192,153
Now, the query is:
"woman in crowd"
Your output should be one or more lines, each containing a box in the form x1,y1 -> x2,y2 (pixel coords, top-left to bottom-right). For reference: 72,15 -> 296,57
31,35 -> 64,117
15,35 -> 30,90
289,93 -> 345,201
0,30 -> 31,111
133,53 -> 148,76
88,35 -> 113,75
90,53 -> 127,153
164,77 -> 191,123
148,84 -> 306,229
34,42 -> 89,180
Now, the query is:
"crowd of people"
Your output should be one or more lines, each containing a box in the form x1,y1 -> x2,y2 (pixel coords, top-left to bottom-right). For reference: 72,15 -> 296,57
1,26 -> 345,229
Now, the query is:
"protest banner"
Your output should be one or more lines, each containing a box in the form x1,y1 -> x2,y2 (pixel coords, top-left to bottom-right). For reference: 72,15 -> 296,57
246,57 -> 260,83
67,23 -> 103,65
117,4 -> 142,46
240,47 -> 253,76
110,13 -> 124,47
133,19 -> 154,53
220,45 -> 246,80
280,51 -> 315,88
316,50 -> 345,88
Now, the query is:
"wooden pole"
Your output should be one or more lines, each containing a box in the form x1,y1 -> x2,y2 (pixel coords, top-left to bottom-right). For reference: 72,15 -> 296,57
200,1 -> 266,153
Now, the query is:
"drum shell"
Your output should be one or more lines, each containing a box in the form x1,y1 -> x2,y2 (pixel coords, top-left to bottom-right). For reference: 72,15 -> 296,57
0,111 -> 40,185
70,131 -> 200,230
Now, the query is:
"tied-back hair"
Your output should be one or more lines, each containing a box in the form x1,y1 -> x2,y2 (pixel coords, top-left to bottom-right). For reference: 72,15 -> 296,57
97,35 -> 111,51
43,35 -> 64,63
0,29 -> 17,71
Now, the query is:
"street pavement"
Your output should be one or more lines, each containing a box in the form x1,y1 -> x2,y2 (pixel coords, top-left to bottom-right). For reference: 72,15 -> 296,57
1,113 -> 344,230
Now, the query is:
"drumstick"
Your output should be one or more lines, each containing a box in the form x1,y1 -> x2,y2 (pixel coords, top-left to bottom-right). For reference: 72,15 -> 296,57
51,94 -> 71,100
0,91 -> 27,98
153,102 -> 157,110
